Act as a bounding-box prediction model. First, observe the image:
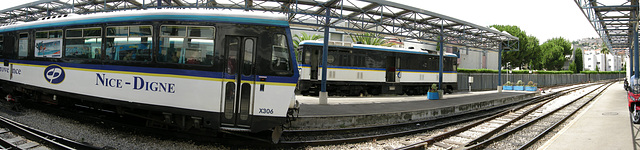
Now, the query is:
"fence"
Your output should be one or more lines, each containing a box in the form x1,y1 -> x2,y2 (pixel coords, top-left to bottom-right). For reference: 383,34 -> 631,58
457,73 -> 624,91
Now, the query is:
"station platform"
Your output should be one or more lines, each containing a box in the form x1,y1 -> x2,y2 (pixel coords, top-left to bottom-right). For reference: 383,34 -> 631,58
290,89 -> 540,130
539,81 -> 635,150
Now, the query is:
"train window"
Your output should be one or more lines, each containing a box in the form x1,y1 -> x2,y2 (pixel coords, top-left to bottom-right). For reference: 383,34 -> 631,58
270,34 -> 292,75
83,28 -> 101,37
303,49 -> 311,64
65,28 -> 102,59
66,29 -> 82,38
107,26 -> 128,36
106,26 -> 152,61
161,26 -> 186,37
18,33 -> 28,57
36,32 -> 48,38
49,30 -> 62,38
159,25 -> 214,65
242,38 -> 254,76
35,30 -> 63,58
129,26 -> 152,36
188,27 -> 214,38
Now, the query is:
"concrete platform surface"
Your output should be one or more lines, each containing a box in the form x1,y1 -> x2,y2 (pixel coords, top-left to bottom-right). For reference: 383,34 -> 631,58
296,90 -> 537,117
540,82 -> 634,150
290,89 -> 542,129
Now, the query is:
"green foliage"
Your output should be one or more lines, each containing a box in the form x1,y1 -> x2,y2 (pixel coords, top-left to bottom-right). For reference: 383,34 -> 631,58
349,32 -> 395,47
457,68 -> 499,73
580,71 -> 625,74
490,25 -> 538,69
574,48 -> 583,72
540,37 -> 572,70
429,84 -> 438,92
526,81 -> 535,87
569,62 -> 577,73
536,70 -> 574,74
516,80 -> 524,86
600,43 -> 610,71
458,68 -> 623,75
293,32 -> 323,49
503,81 -> 513,86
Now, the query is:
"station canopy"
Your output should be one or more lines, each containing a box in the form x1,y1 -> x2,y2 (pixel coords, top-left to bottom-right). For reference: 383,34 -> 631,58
0,0 -> 518,51
576,0 -> 639,51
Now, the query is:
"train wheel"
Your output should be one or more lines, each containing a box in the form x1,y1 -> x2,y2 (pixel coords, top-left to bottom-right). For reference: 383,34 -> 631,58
633,103 -> 640,124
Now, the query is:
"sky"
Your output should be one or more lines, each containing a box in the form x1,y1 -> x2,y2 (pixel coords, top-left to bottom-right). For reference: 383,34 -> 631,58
393,0 -> 600,44
1,0 -> 600,43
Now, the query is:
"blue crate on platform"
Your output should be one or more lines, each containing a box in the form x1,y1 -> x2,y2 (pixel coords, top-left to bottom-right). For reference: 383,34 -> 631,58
514,86 -> 524,91
427,92 -> 439,100
503,86 -> 513,90
525,86 -> 537,91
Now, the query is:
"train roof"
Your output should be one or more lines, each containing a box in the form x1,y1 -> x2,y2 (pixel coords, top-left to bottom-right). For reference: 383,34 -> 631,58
299,40 -> 458,57
0,9 -> 289,33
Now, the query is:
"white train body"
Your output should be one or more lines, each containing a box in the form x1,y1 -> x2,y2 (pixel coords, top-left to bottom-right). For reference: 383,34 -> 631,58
297,41 -> 457,96
0,9 -> 299,134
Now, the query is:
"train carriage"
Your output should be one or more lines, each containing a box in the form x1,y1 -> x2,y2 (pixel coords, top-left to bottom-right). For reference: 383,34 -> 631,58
0,9 -> 299,141
297,41 -> 457,96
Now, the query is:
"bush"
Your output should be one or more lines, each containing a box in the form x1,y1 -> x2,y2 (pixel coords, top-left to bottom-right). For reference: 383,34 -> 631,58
504,81 -> 513,86
536,70 -> 574,74
429,84 -> 438,92
580,71 -> 625,74
526,81 -> 535,87
516,80 -> 524,86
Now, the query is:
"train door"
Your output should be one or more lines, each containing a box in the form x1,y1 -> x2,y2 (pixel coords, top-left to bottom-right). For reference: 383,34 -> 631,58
310,48 -> 319,80
386,56 -> 396,82
221,36 -> 257,128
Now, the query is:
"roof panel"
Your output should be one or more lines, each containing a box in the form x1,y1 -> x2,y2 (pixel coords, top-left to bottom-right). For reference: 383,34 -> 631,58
0,0 -> 518,51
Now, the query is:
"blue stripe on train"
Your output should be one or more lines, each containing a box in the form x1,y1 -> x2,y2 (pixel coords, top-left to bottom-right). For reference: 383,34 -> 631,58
10,59 -> 298,84
0,15 -> 289,32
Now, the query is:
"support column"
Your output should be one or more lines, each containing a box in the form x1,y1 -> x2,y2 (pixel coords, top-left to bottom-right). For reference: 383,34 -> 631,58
498,43 -> 503,93
635,23 -> 639,81
438,25 -> 444,90
319,7 -> 330,105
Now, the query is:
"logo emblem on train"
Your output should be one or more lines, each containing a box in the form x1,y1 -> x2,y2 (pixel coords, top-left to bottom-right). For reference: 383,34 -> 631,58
44,65 -> 65,84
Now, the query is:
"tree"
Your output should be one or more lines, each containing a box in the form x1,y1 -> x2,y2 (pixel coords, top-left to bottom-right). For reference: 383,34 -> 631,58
349,32 -> 395,47
539,37 -> 572,70
574,48 -> 584,72
600,43 -> 610,71
526,35 -> 541,70
490,25 -> 538,69
569,62 -> 577,73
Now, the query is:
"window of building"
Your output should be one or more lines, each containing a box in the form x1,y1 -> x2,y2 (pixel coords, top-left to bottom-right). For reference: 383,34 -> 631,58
106,26 -> 152,61
158,25 -> 214,65
271,34 -> 292,75
18,33 -> 28,57
65,27 -> 102,59
35,30 -> 63,58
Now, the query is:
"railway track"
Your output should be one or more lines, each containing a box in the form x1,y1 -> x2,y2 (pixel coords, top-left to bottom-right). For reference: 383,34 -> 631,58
393,81 -> 611,150
278,82 -> 609,146
464,82 -> 613,150
0,114 -> 100,150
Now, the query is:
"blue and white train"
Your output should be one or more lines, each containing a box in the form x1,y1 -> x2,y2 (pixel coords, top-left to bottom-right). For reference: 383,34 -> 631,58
297,41 -> 457,96
0,9 -> 299,141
